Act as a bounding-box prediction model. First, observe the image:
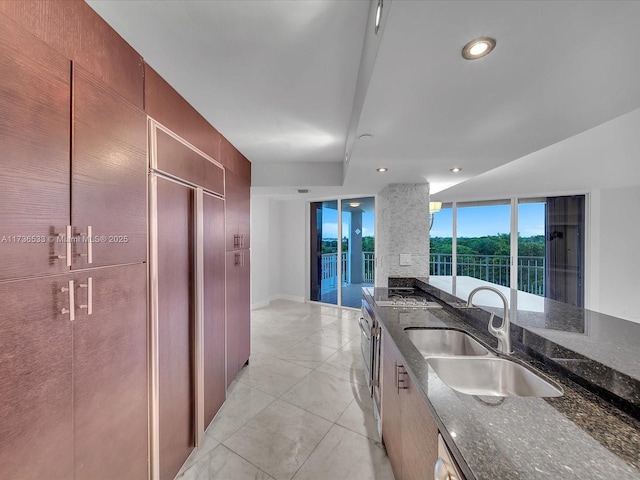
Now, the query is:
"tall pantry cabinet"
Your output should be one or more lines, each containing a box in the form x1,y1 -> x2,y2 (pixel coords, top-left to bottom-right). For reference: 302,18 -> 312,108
0,11 -> 148,480
1,4 -> 253,480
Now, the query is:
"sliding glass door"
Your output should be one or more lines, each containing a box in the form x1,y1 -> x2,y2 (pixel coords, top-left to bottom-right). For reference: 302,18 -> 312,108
429,195 -> 585,307
310,197 -> 375,308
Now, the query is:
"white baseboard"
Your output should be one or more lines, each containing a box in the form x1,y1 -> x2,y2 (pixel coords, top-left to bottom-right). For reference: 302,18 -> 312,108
251,300 -> 271,310
270,294 -> 306,303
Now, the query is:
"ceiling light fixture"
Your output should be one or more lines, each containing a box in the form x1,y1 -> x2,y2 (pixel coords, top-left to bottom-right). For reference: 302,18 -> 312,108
450,167 -> 462,173
349,202 -> 361,208
462,37 -> 496,60
375,0 -> 383,34
377,167 -> 388,172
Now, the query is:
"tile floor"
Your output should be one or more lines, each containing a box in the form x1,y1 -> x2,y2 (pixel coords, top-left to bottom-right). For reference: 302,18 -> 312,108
176,300 -> 395,480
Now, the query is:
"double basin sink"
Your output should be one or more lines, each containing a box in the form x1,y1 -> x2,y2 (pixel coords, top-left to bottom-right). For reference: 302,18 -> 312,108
405,328 -> 563,397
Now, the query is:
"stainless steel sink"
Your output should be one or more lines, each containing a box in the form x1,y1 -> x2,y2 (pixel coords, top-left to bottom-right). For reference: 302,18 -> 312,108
427,357 -> 564,397
405,328 -> 493,357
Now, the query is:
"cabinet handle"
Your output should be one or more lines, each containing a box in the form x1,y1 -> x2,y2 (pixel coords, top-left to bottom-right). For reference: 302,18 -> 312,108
79,277 -> 93,315
396,364 -> 408,393
78,226 -> 93,264
61,280 -> 75,321
54,226 -> 72,266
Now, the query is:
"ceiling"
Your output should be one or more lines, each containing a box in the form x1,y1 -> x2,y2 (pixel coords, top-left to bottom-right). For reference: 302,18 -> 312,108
87,0 -> 640,200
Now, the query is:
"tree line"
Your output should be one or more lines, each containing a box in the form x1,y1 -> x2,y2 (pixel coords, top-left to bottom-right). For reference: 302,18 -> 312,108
430,234 -> 545,257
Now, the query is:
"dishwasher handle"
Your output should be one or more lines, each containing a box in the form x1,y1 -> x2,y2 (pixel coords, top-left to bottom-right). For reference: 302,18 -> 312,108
358,317 -> 370,340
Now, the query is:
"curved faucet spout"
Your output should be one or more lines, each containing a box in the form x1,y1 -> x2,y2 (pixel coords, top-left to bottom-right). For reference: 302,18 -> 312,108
466,286 -> 513,354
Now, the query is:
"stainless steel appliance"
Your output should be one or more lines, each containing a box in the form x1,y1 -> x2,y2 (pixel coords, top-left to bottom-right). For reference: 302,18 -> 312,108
360,299 -> 382,438
435,434 -> 465,480
372,287 -> 443,309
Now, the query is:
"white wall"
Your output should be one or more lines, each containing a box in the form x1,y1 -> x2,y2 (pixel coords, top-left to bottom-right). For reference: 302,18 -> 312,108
250,197 -> 272,309
278,200 -> 306,302
590,186 -> 640,323
250,196 -> 306,308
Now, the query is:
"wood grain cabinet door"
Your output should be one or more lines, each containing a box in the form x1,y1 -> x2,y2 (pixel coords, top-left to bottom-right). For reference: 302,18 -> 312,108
0,274 -> 74,479
0,15 -> 71,281
401,374 -> 438,480
156,177 -> 195,480
72,264 -> 148,480
71,65 -> 147,269
237,250 -> 251,368
381,332 -> 403,480
225,251 -> 240,386
203,193 -> 226,426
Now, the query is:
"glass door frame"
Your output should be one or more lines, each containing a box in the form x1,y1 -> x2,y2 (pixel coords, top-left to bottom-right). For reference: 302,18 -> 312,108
306,194 -> 378,309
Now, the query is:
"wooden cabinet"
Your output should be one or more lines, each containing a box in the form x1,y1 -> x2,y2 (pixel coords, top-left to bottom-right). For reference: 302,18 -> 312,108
381,332 -> 439,480
0,265 -> 148,480
71,65 -> 147,269
73,264 -> 148,480
225,166 -> 251,385
0,16 -> 147,281
203,193 -> 226,426
0,14 -> 71,281
156,177 -> 196,480
0,274 -> 74,479
226,250 -> 250,386
225,169 -> 250,252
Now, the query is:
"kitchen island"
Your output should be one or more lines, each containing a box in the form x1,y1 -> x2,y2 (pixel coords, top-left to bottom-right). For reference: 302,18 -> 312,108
365,280 -> 640,479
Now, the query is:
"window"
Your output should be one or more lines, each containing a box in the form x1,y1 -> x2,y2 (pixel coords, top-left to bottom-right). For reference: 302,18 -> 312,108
429,195 -> 585,307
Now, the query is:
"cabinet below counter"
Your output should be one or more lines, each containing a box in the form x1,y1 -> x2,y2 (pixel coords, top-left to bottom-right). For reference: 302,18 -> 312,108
367,288 -> 640,480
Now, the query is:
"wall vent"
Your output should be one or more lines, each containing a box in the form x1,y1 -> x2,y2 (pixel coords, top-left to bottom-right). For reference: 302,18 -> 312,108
297,189 -> 309,194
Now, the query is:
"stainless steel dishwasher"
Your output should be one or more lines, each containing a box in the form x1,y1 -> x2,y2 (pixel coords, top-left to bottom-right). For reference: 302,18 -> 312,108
434,434 -> 465,480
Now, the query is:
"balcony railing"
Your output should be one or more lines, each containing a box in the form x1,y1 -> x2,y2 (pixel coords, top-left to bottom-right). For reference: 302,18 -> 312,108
321,252 -> 375,293
429,253 -> 545,296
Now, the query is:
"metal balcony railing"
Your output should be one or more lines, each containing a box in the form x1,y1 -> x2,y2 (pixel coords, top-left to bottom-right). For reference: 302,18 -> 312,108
429,253 -> 545,296
321,252 -> 375,292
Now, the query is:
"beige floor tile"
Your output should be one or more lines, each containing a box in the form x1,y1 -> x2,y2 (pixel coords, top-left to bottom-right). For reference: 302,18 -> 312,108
223,400 -> 332,480
235,362 -> 311,397
207,382 -> 275,442
291,425 -> 394,480
315,349 -> 368,386
324,318 -> 362,336
336,396 -> 380,441
177,444 -> 274,480
304,327 -> 359,349
180,435 -> 221,472
279,371 -> 367,422
275,341 -> 338,369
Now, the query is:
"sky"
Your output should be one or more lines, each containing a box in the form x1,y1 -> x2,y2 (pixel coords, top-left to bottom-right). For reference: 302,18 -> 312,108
430,203 -> 545,238
320,206 -> 374,239
319,201 -> 545,239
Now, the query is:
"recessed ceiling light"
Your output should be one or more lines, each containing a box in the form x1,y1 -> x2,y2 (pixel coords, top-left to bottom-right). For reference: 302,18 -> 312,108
375,0 -> 383,34
450,167 -> 462,173
358,133 -> 373,140
349,202 -> 361,208
462,37 -> 496,60
377,167 -> 388,172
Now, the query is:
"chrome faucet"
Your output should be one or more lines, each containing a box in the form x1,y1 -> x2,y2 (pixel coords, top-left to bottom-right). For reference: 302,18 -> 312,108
466,286 -> 513,354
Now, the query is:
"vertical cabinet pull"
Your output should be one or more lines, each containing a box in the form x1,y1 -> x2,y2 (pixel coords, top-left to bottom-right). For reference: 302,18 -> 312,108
55,225 -> 72,266
396,364 -> 408,393
61,280 -> 75,320
79,277 -> 93,315
78,226 -> 93,264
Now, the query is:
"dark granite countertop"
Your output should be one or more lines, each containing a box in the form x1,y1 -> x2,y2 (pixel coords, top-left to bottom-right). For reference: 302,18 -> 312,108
364,286 -> 640,480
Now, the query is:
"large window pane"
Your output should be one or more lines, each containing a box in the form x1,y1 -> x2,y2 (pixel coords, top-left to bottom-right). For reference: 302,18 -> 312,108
456,202 -> 511,288
340,197 -> 375,308
309,200 -> 338,305
517,200 -> 546,296
429,204 -> 453,276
